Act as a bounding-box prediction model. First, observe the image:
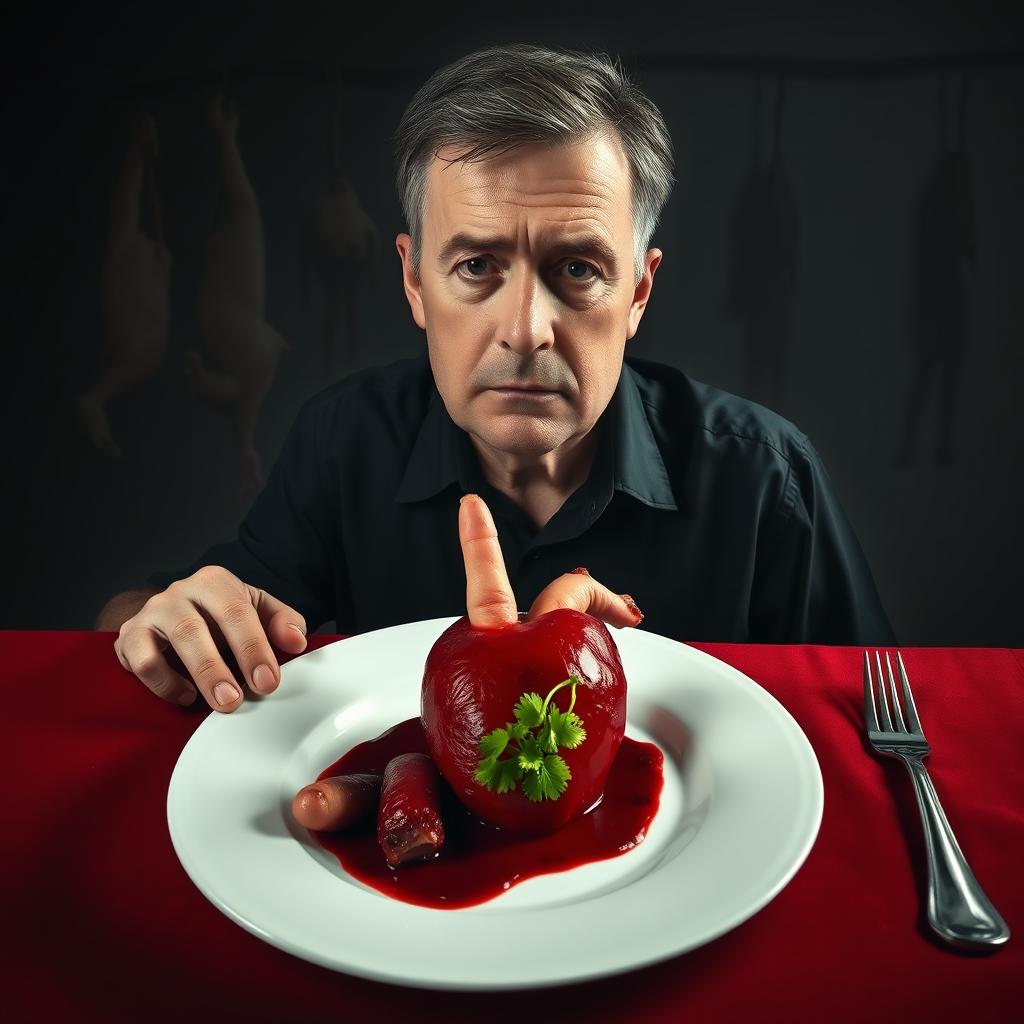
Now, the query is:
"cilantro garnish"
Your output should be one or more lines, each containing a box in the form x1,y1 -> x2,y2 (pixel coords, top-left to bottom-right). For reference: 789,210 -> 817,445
474,675 -> 588,802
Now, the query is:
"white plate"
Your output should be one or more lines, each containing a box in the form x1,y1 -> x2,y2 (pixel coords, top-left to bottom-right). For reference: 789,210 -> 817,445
167,617 -> 823,990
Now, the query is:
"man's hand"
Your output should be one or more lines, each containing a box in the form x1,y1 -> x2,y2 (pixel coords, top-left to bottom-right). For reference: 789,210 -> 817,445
114,565 -> 308,711
459,493 -> 643,628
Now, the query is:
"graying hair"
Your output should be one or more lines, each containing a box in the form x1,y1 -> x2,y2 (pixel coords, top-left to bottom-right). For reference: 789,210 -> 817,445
392,43 -> 676,288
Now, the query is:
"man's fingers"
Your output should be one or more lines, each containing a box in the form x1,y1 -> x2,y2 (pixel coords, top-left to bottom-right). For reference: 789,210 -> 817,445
189,570 -> 287,699
456,499 -> 641,630
246,585 -> 308,684
131,593 -> 246,712
116,567 -> 307,712
115,631 -> 197,707
527,570 -> 644,629
459,493 -> 518,627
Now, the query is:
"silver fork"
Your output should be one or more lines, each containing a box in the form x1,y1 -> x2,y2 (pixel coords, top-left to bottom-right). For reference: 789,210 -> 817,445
863,650 -> 1010,949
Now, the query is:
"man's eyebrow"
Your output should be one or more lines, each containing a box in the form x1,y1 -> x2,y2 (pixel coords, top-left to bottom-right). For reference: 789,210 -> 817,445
436,232 -> 619,269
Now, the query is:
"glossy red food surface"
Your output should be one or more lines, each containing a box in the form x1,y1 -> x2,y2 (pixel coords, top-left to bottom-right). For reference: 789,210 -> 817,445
312,717 -> 663,909
377,753 -> 444,866
421,609 -> 628,833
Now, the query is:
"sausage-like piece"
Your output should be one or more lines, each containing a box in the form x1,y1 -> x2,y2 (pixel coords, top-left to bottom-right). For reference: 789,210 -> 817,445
292,772 -> 382,832
377,753 -> 445,866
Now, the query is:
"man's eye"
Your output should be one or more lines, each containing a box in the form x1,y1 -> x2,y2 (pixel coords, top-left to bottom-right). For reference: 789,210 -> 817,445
460,257 -> 490,278
563,260 -> 599,281
456,257 -> 600,283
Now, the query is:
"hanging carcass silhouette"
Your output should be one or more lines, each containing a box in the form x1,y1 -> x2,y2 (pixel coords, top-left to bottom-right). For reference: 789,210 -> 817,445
896,74 -> 975,467
76,113 -> 171,459
723,77 -> 799,411
303,95 -> 380,375
187,92 -> 289,504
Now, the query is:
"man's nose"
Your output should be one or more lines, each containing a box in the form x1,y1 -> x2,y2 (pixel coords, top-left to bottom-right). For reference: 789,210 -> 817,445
497,267 -> 556,356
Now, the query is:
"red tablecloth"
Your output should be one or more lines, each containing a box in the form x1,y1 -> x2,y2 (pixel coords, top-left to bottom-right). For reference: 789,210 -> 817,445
6,631 -> 1023,1022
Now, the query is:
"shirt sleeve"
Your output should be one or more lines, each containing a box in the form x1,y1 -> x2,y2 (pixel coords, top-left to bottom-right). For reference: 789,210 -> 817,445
749,435 -> 897,645
146,399 -> 338,631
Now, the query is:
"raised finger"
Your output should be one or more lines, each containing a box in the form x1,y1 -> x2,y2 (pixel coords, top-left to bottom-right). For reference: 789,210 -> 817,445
115,629 -> 198,707
527,567 -> 644,629
459,493 -> 517,627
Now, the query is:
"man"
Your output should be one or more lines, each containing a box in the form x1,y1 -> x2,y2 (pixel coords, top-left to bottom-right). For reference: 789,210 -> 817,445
98,43 -> 895,712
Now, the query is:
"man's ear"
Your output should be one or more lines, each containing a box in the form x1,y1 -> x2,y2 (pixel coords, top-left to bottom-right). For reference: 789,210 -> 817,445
626,248 -> 663,341
395,233 -> 426,330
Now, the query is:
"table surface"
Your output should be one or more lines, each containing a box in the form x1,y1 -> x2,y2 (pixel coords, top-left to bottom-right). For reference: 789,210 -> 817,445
6,630 -> 1023,1023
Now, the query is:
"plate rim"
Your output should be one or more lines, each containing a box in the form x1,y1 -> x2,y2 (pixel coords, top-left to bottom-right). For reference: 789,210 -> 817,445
167,616 -> 824,990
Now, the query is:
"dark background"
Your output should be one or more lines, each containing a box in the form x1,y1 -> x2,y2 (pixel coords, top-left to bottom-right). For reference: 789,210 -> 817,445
3,1 -> 1022,644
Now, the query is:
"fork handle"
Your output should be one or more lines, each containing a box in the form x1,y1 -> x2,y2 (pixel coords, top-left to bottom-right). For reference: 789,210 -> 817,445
900,755 -> 1010,948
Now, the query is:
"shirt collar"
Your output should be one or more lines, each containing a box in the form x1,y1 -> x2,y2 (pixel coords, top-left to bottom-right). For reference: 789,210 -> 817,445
394,386 -> 465,503
613,361 -> 678,509
395,359 -> 678,510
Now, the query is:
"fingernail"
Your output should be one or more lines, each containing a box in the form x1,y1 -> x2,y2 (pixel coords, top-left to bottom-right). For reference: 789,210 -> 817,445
460,493 -> 478,505
621,594 -> 644,623
288,623 -> 307,639
571,566 -> 591,576
252,663 -> 275,693
214,681 -> 239,706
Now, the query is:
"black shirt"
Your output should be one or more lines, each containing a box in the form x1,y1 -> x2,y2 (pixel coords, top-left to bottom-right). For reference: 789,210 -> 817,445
147,353 -> 896,645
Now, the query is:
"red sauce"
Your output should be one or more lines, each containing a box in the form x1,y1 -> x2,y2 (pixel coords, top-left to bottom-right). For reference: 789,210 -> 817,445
312,717 -> 664,909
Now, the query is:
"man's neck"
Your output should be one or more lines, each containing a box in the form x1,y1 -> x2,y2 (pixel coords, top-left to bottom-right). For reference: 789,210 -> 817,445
469,427 -> 601,530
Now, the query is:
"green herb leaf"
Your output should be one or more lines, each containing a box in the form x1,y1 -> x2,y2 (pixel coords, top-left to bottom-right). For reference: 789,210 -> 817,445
474,758 -> 495,788
475,677 -> 589,800
478,726 -> 510,760
543,754 -> 572,797
521,768 -> 544,802
492,758 -> 525,793
537,718 -> 558,754
513,692 -> 545,729
548,707 -> 587,750
522,754 -> 572,802
516,735 -> 544,772
475,755 -> 524,794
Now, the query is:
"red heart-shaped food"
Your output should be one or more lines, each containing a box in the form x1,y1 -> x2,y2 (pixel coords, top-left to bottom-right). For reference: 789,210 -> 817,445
421,608 -> 627,834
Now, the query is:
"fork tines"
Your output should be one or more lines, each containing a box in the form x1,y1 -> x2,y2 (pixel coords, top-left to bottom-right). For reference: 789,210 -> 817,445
863,650 -> 924,738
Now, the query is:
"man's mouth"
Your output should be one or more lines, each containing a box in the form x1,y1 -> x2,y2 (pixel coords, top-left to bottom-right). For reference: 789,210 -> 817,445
489,384 -> 559,394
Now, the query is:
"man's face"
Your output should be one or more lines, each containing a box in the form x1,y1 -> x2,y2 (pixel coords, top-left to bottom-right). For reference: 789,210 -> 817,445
396,129 -> 662,460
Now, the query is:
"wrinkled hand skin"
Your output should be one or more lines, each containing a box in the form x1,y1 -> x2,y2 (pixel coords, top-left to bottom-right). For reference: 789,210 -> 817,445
421,608 -> 627,834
